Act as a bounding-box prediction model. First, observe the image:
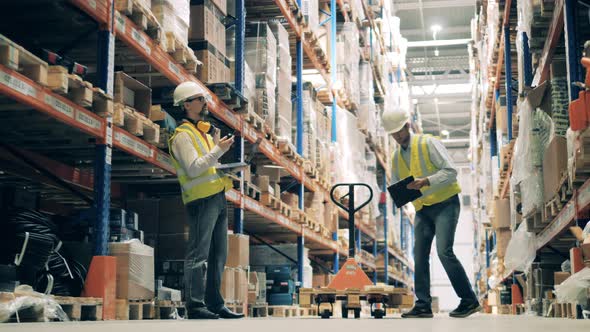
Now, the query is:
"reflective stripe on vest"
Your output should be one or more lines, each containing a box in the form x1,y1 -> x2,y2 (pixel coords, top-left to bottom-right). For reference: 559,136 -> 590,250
168,122 -> 231,204
393,134 -> 461,211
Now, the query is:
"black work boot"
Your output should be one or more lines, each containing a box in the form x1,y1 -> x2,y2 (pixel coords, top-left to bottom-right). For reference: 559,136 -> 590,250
187,307 -> 220,319
401,306 -> 434,318
449,301 -> 481,318
214,306 -> 245,319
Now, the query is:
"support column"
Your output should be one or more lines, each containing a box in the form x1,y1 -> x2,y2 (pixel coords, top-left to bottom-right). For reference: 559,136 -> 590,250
233,0 -> 246,234
564,0 -> 581,101
504,25 -> 513,141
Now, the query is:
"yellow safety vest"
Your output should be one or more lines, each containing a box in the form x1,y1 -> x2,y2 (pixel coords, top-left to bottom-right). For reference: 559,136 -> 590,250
168,122 -> 232,204
393,134 -> 461,211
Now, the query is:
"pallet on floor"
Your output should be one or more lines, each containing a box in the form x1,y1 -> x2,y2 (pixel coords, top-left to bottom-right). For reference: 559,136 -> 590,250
115,299 -> 156,320
53,296 -> 103,321
268,305 -> 298,317
47,66 -> 94,108
248,303 -> 268,318
0,34 -> 48,86
154,300 -> 185,319
227,302 -> 246,315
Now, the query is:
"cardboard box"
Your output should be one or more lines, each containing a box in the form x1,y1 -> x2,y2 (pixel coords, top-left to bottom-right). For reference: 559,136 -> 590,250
582,243 -> 590,261
221,267 -> 235,303
253,175 -> 271,192
554,271 -> 571,286
496,229 -> 511,258
189,1 -> 226,55
312,274 -> 331,288
234,268 -> 248,304
114,72 -> 151,115
257,166 -> 282,182
109,241 -> 155,300
227,234 -> 249,268
492,198 -> 510,230
543,137 -> 568,202
190,41 -> 230,83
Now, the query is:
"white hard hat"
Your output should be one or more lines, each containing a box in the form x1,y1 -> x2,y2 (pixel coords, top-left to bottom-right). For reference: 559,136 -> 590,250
173,81 -> 206,106
381,110 -> 410,133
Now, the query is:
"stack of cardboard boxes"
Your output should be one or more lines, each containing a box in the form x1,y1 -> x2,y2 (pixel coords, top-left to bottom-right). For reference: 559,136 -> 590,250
152,0 -> 191,43
246,23 -> 277,131
189,0 -> 230,83
222,233 -> 250,310
336,22 -> 361,109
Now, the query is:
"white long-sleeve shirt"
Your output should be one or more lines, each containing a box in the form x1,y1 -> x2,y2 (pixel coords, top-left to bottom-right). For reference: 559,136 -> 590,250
170,129 -> 229,178
392,133 -> 458,190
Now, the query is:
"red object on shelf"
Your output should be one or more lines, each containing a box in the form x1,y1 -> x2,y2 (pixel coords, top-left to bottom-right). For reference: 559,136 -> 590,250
570,247 -> 585,274
511,283 -> 523,314
82,256 -> 117,320
569,91 -> 589,131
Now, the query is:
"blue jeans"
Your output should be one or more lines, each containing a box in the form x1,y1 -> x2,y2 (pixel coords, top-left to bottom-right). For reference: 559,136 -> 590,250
184,190 -> 228,312
413,195 -> 477,309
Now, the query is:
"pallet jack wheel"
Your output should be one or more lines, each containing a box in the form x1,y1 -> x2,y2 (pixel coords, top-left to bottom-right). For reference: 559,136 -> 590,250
320,309 -> 332,319
354,309 -> 361,319
373,309 -> 385,319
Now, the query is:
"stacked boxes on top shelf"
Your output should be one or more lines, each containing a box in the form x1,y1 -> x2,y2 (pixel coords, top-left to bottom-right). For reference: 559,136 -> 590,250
188,0 -> 230,83
245,22 -> 277,131
152,0 -> 190,44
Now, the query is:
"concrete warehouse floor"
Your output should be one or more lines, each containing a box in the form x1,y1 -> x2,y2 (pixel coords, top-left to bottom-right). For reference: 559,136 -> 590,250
4,315 -> 589,332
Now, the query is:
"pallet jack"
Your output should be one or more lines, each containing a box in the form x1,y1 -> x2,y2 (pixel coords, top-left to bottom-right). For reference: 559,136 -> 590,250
299,183 -> 414,319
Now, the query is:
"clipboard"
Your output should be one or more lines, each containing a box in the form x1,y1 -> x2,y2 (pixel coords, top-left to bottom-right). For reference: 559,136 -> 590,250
387,176 -> 423,208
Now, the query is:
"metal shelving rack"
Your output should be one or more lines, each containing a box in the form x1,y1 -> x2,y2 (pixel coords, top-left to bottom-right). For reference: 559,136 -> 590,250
475,0 -> 590,299
0,0 -> 414,287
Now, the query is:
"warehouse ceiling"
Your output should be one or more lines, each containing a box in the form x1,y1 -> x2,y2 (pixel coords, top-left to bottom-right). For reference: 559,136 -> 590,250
394,0 -> 475,166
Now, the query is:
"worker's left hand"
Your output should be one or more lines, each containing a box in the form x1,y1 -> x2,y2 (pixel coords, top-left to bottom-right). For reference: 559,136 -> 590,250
407,178 -> 429,190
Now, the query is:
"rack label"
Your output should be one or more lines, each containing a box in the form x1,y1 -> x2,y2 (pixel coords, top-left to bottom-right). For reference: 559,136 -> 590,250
0,72 -> 36,97
224,109 -> 239,128
105,146 -> 112,165
156,152 -> 174,170
115,12 -> 126,32
76,111 -> 102,130
88,0 -> 97,9
135,141 -> 152,158
168,61 -> 181,79
115,131 -> 151,158
277,214 -> 289,225
131,28 -> 151,55
44,95 -> 74,118
226,190 -> 240,203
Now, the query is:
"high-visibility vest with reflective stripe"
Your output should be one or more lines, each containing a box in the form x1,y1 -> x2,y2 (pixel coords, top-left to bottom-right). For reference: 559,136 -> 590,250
168,122 -> 232,204
393,134 -> 461,211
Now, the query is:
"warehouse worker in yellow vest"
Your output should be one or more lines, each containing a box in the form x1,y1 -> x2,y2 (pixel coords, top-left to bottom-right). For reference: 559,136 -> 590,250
382,110 -> 481,319
169,81 -> 243,320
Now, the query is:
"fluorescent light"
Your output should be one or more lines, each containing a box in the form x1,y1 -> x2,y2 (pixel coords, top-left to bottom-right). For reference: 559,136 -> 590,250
434,49 -> 440,56
430,25 -> 442,33
441,130 -> 450,136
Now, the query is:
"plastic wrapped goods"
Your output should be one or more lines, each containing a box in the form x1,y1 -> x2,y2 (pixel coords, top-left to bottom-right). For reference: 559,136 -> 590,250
245,23 -> 277,84
0,285 -> 69,323
152,0 -> 190,43
555,268 -> 590,304
504,223 -> 537,272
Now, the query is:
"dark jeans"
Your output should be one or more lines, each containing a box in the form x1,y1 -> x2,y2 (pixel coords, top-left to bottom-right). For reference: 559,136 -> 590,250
184,190 -> 228,312
413,195 -> 477,309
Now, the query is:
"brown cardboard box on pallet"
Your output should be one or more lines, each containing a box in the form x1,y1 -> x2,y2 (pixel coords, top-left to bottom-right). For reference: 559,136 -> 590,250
190,41 -> 229,83
496,229 -> 511,258
492,198 -> 510,230
554,272 -> 571,286
227,233 -> 249,268
189,0 -> 226,55
114,71 -> 151,115
234,268 -> 248,304
221,267 -> 235,303
109,241 -> 155,300
543,136 -> 568,202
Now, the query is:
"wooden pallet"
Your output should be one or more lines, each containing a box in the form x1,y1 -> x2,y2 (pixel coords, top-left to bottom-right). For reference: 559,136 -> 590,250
113,102 -> 160,144
0,34 -> 48,86
207,83 -> 248,111
551,302 -> 577,319
164,32 -> 199,73
261,192 -> 280,210
268,305 -> 298,317
47,66 -> 94,108
244,110 -> 265,131
227,303 -> 246,315
115,299 -> 156,320
154,300 -> 185,319
244,182 -> 261,201
248,303 -> 269,318
54,296 -> 103,321
92,87 -> 114,116
115,0 -> 162,42
525,208 -> 546,233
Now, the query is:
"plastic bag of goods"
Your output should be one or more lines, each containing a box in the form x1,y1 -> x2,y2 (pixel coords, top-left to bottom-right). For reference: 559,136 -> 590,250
555,268 -> 590,304
504,222 -> 537,272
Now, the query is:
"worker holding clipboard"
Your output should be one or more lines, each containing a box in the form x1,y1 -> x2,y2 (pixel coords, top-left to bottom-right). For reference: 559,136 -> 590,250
382,109 -> 480,319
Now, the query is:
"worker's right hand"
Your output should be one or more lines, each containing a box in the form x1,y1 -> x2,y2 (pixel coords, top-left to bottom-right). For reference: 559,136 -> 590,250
217,135 -> 235,152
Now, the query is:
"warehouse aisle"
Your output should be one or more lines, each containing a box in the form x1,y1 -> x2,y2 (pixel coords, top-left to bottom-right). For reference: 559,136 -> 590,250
3,315 -> 590,332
